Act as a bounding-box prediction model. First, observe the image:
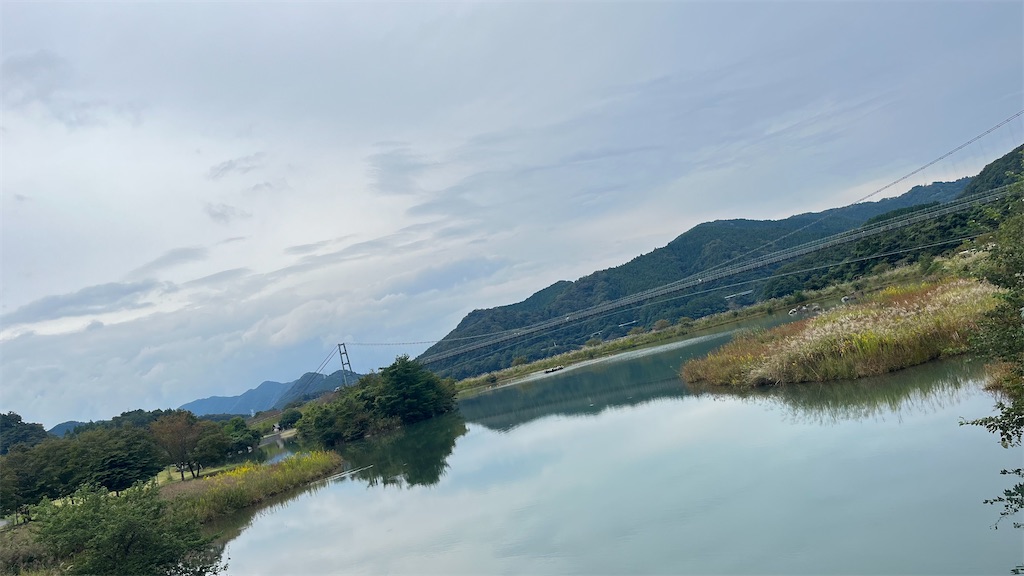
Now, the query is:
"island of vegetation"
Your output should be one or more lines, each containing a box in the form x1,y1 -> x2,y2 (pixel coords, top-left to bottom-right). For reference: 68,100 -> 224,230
682,278 -> 1001,386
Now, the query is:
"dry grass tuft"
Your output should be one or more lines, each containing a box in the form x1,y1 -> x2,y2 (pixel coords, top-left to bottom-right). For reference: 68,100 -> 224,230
682,279 -> 1002,387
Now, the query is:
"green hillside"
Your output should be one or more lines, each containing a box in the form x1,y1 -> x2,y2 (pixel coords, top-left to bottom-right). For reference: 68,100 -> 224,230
420,173 -> 981,379
761,144 -> 1023,298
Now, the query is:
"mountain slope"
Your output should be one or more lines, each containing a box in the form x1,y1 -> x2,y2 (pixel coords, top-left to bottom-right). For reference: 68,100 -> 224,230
272,370 -> 362,410
420,177 -> 972,379
178,368 -> 364,416
761,144 -> 1023,296
179,380 -> 291,416
47,421 -> 88,437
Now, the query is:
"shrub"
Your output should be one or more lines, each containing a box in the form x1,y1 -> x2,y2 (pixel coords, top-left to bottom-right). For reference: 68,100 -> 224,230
278,409 -> 302,430
33,483 -> 222,575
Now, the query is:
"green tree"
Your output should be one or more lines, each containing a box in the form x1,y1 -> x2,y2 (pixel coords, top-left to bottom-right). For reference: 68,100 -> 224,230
76,427 -> 163,495
150,419 -> 232,477
221,417 -> 261,453
372,356 -> 456,425
32,482 -> 224,575
297,356 -> 457,446
963,183 -> 1024,531
278,409 -> 302,430
0,412 -> 48,455
192,422 -> 231,473
0,446 -> 34,519
967,206 -> 1024,446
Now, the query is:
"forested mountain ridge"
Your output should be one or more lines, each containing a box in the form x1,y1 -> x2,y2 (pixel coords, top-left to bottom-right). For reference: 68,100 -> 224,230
761,144 -> 1023,297
179,380 -> 291,416
420,175 -> 977,379
178,369 -> 362,416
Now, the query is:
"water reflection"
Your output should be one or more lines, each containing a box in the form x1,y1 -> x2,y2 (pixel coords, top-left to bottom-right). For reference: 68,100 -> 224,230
339,413 -> 468,488
460,323 -> 988,431
459,331 -> 732,431
694,359 -> 988,425
203,470 -> 335,545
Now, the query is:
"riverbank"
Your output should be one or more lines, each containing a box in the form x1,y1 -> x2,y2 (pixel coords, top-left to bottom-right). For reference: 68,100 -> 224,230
456,264 -> 938,397
0,452 -> 342,576
162,450 -> 342,523
682,278 -> 1001,387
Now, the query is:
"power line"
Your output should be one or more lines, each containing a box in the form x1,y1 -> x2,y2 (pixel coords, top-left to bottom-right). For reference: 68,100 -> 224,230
289,346 -> 338,396
437,233 -> 989,375
698,109 -> 1024,277
346,330 -> 522,347
419,183 -> 1017,365
333,115 -> 1023,370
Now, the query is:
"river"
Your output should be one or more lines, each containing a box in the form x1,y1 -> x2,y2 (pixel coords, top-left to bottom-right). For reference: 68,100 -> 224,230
221,326 -> 1022,574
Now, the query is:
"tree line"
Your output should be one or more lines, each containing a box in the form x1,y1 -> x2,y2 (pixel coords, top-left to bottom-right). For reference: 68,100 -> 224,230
0,409 -> 261,520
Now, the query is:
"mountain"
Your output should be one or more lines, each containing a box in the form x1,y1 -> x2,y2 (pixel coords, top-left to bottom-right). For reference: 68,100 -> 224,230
179,380 -> 291,416
272,369 -> 362,410
47,420 -> 88,437
178,369 -> 364,416
761,144 -> 1023,297
420,176 -> 974,379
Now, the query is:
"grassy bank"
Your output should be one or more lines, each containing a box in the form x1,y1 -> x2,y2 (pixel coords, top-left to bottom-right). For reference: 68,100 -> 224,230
164,451 -> 342,523
456,264 -> 938,396
682,278 -> 1001,387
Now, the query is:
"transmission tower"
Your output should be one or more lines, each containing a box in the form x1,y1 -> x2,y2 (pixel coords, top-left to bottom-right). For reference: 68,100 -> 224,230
337,343 -> 353,386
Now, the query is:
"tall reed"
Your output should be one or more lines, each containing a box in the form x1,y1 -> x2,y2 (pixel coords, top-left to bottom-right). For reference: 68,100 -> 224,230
173,451 -> 342,522
682,279 -> 1001,387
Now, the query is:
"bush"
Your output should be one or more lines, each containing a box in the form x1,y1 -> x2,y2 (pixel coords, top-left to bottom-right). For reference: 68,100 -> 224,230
278,409 -> 302,430
33,482 -> 223,575
0,523 -> 55,575
297,356 -> 456,446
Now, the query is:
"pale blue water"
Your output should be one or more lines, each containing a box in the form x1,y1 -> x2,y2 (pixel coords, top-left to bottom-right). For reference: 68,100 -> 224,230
221,339 -> 1023,575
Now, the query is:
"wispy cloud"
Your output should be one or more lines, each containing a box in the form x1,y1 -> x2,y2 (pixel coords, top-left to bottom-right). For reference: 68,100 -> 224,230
1,49 -> 140,128
205,203 -> 252,224
129,247 -> 209,279
207,153 -> 266,180
367,145 -> 429,196
1,280 -> 165,325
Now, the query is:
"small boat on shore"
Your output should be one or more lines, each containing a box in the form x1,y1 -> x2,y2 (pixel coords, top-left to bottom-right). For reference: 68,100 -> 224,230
544,365 -> 565,374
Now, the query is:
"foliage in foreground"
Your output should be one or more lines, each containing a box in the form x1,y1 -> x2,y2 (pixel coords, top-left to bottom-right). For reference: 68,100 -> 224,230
682,278 -> 1001,386
31,483 -> 223,576
961,202 -> 1024,530
170,451 -> 342,523
297,356 -> 457,446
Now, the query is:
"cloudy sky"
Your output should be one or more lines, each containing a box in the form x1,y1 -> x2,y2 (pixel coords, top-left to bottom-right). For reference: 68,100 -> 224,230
2,2 -> 1022,428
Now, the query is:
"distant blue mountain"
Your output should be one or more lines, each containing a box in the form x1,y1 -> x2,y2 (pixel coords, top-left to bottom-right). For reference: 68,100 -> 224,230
178,369 -> 363,416
272,370 -> 362,410
179,380 -> 291,416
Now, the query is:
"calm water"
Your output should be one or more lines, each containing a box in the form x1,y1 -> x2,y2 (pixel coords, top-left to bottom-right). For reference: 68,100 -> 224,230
222,332 -> 1023,575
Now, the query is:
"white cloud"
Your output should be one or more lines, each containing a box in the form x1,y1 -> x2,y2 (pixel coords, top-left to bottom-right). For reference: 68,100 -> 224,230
1,1 -> 1021,427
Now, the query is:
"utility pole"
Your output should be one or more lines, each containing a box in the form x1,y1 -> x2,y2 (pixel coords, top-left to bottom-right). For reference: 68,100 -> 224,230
337,343 -> 353,387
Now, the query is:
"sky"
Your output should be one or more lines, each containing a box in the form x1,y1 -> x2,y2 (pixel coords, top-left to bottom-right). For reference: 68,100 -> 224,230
1,1 -> 1022,428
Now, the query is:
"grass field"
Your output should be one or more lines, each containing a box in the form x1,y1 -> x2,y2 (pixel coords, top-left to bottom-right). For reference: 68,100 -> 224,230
682,278 -> 1001,387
